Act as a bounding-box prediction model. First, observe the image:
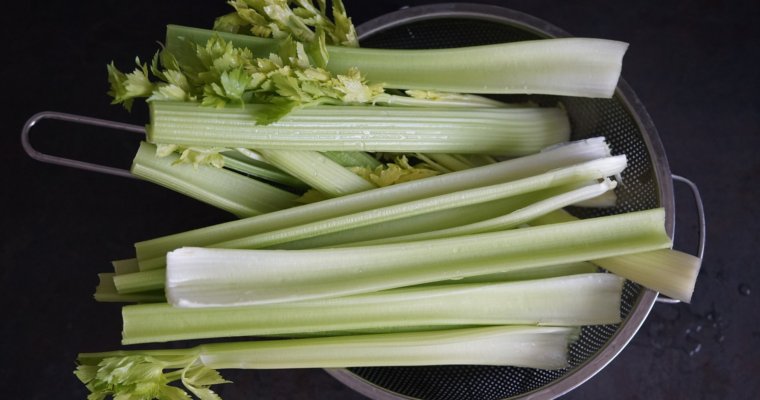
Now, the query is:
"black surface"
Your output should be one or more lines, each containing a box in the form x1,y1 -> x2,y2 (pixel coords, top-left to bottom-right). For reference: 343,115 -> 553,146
2,1 -> 758,399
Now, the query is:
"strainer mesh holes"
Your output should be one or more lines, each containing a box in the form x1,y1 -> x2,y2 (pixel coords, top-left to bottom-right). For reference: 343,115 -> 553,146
345,16 -> 661,400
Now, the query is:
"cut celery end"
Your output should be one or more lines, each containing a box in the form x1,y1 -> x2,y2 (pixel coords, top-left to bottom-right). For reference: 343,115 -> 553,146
111,258 -> 139,275
113,269 -> 166,295
594,249 -> 701,303
147,101 -> 571,156
94,273 -> 165,303
131,142 -> 299,218
134,137 -> 613,268
165,208 -> 670,307
531,209 -> 701,303
122,273 -> 622,345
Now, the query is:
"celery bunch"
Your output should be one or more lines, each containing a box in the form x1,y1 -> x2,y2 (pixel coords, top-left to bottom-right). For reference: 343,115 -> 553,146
73,2 -> 703,400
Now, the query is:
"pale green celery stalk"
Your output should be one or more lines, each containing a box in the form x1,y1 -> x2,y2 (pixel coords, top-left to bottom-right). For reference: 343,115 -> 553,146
573,190 -> 618,208
421,153 -> 475,172
274,188 -> 560,250
165,208 -> 670,307
371,92 -> 510,108
113,269 -> 166,294
448,262 -> 600,284
111,258 -> 139,275
79,326 -> 578,377
165,25 -> 627,97
258,149 -> 375,197
347,179 -> 618,247
147,101 -> 571,156
110,189 -> 569,296
134,137 -> 612,269
122,273 -> 622,345
221,150 -> 307,189
131,142 -> 298,218
530,209 -> 701,302
76,327 -> 578,399
321,151 -> 381,169
594,249 -> 701,303
94,273 -> 164,303
203,156 -> 627,251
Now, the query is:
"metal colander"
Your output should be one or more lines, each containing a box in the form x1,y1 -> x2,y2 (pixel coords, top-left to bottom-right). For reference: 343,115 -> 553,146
323,4 -> 675,399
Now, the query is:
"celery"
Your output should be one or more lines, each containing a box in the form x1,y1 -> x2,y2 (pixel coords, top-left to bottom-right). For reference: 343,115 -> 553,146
207,156 -> 625,251
258,149 -> 375,197
113,269 -> 166,295
531,209 -> 701,302
147,101 -> 571,156
346,179 -> 618,246
166,24 -> 627,97
321,150 -> 381,169
594,250 -> 701,303
104,186 -> 597,296
77,326 -> 578,399
165,208 -> 670,307
134,137 -> 614,269
451,262 -> 600,284
111,258 -> 139,275
131,142 -> 299,217
122,273 -> 622,344
220,150 -> 307,188
94,273 -> 164,303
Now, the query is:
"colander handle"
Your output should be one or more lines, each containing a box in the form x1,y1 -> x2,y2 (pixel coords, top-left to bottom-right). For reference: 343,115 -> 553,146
21,111 -> 145,179
656,174 -> 706,304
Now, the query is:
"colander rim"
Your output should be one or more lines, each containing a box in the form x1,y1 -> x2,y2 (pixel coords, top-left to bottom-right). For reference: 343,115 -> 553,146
325,3 -> 675,399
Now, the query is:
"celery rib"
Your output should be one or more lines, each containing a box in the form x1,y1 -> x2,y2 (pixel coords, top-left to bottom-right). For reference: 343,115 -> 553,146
131,142 -> 299,217
122,273 -> 622,344
531,209 -> 701,303
165,208 -> 671,307
258,149 -> 375,197
134,137 -> 613,269
167,25 -> 627,98
147,101 -> 571,156
81,326 -> 578,372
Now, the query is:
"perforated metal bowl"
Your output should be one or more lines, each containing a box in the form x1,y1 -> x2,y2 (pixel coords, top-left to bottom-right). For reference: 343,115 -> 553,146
325,4 -> 675,399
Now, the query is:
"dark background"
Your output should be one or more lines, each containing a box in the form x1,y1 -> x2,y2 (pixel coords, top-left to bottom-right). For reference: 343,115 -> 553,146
2,1 -> 758,399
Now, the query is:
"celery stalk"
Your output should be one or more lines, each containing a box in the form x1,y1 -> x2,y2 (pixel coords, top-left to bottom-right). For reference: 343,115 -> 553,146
134,137 -> 613,269
94,273 -> 164,303
208,156 -> 625,251
131,142 -> 299,218
258,149 -> 375,197
165,208 -> 671,307
166,24 -> 627,97
77,326 -> 579,399
345,179 -> 618,247
531,209 -> 701,303
122,273 -> 622,345
147,101 -> 571,156
220,150 -> 307,188
111,258 -> 139,275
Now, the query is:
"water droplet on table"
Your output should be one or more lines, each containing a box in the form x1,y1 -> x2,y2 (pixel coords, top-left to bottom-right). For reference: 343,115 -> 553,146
738,283 -> 751,296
